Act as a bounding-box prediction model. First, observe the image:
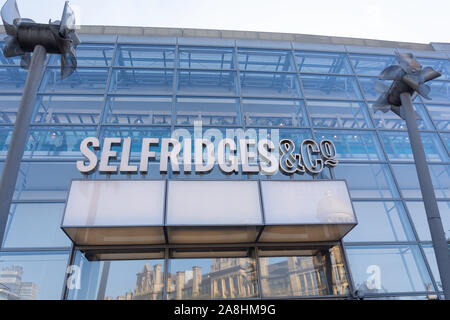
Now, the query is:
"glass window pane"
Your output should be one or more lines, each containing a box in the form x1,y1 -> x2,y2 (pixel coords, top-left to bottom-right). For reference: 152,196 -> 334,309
105,96 -> 172,125
167,254 -> 258,299
40,68 -> 109,94
3,203 -> 70,248
380,132 -> 449,162
238,49 -> 295,72
14,162 -> 84,200
315,130 -> 384,161
179,47 -> 235,69
178,70 -> 238,96
33,95 -> 105,125
425,104 -> 450,131
50,44 -> 115,67
0,67 -> 28,92
110,69 -> 174,94
66,250 -> 166,300
349,54 -> 396,76
407,201 -> 450,241
308,100 -> 371,129
344,201 -> 415,242
243,98 -> 307,127
240,72 -> 301,98
25,126 -> 97,159
175,97 -> 240,126
427,81 -> 450,104
358,77 -> 391,101
259,246 -> 349,297
345,245 -> 434,294
391,164 -> 450,198
0,95 -> 21,124
0,251 -> 69,300
422,245 -> 443,292
295,51 -> 352,74
301,75 -> 361,99
115,45 -> 175,68
333,163 -> 399,198
372,103 -> 433,130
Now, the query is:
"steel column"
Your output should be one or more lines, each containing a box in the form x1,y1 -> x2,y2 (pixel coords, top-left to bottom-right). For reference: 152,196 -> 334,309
400,92 -> 450,299
0,45 -> 47,246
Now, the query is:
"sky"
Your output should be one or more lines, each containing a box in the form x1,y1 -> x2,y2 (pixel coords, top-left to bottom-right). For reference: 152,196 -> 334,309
1,0 -> 449,44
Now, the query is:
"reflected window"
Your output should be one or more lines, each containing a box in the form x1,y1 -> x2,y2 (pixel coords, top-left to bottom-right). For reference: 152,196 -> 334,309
243,98 -> 307,127
3,203 -> 71,248
33,95 -> 105,125
40,68 -> 109,94
110,69 -> 174,94
345,245 -> 434,294
295,51 -> 352,74
380,132 -> 448,162
0,96 -> 21,124
167,250 -> 258,300
238,49 -> 295,72
240,72 -> 301,98
315,130 -> 384,161
259,246 -> 349,297
344,201 -> 415,242
24,126 -> 97,159
391,164 -> 450,198
177,70 -> 238,96
300,75 -> 361,99
425,104 -> 450,131
372,103 -> 433,130
175,97 -> 240,126
179,47 -> 235,69
308,100 -> 371,128
333,163 -> 399,198
115,45 -> 175,68
105,96 -> 172,125
443,133 -> 450,150
349,54 -> 396,76
49,44 -> 115,67
0,251 -> 69,300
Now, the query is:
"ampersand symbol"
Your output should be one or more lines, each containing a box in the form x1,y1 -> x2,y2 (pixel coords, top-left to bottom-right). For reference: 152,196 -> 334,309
279,139 -> 305,174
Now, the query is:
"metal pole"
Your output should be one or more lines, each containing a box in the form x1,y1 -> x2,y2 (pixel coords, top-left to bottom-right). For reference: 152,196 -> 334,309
0,45 -> 47,247
400,92 -> 450,299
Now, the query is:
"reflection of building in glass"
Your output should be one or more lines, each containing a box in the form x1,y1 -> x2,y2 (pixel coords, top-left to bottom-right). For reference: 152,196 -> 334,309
167,258 -> 258,300
0,266 -> 38,300
260,247 -> 349,297
106,247 -> 348,300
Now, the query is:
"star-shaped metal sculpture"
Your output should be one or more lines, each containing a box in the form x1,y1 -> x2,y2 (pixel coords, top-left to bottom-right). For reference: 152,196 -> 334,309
372,51 -> 441,119
1,0 -> 80,79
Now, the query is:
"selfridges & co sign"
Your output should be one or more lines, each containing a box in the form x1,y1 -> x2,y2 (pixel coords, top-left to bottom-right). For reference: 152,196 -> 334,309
76,122 -> 338,176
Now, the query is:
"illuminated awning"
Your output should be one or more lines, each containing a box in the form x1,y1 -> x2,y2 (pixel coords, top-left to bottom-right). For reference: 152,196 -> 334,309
61,179 -> 357,246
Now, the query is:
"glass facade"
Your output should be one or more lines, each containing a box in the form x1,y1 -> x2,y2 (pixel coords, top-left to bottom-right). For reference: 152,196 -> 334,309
0,30 -> 449,300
